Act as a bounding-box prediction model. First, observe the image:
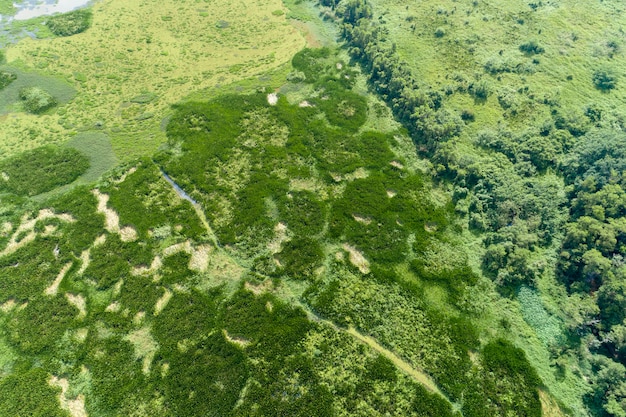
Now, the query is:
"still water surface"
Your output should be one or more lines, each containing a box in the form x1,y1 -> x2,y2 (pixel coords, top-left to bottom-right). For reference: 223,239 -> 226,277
6,0 -> 92,21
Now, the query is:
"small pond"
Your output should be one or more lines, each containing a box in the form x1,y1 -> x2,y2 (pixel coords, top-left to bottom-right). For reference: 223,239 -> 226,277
2,0 -> 92,21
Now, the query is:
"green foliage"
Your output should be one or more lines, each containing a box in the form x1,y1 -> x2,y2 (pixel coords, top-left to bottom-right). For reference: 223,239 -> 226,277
276,237 -> 324,279
519,41 -> 545,55
18,86 -> 57,114
46,9 -> 92,37
0,145 -> 89,197
0,367 -> 68,416
463,339 -> 542,417
7,296 -> 78,355
593,69 -> 617,91
291,47 -> 332,83
278,191 -> 326,235
105,160 -> 204,240
161,332 -> 249,417
0,70 -> 16,91
315,79 -> 368,131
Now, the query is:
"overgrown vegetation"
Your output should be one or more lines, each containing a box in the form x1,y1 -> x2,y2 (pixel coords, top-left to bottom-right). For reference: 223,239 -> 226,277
45,9 -> 92,37
3,0 -> 624,414
319,0 -> 626,414
18,86 -> 57,114
0,145 -> 89,196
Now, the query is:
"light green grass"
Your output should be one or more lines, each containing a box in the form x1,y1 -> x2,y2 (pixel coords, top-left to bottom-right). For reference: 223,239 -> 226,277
0,0 -> 15,16
1,0 -> 305,161
64,131 -> 118,183
374,0 -> 626,137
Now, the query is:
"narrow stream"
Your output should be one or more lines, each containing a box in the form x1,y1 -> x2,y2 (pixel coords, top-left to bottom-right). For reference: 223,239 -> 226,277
160,170 -> 198,205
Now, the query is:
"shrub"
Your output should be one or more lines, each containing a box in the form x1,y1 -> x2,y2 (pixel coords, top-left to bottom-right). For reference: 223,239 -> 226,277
592,69 -> 617,91
19,86 -> 57,114
434,27 -> 446,37
46,9 -> 92,37
0,145 -> 89,196
0,70 -> 16,90
519,41 -> 545,55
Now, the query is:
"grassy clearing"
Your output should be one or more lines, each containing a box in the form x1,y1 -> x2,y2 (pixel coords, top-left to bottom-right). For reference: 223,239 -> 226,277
64,132 -> 117,183
2,0 -> 305,161
373,0 -> 626,140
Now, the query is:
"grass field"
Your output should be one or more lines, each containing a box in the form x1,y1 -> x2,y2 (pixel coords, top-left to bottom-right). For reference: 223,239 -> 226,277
372,0 -> 626,139
1,0 -> 305,161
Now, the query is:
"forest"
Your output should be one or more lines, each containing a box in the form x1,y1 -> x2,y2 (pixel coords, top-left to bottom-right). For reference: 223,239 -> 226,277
0,0 -> 624,416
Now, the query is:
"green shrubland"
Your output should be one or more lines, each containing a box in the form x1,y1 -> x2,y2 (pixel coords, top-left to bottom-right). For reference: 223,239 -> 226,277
0,145 -> 89,196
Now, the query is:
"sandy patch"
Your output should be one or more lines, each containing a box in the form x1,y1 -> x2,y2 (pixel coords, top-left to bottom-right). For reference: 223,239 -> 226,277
387,189 -> 397,198
244,279 -> 273,295
124,326 -> 158,375
49,376 -> 88,417
268,222 -> 288,254
0,209 -> 75,257
352,214 -> 372,225
424,222 -> 438,233
113,167 -> 137,184
119,226 -> 138,242
163,241 -> 193,257
132,256 -> 162,276
189,245 -> 212,272
161,362 -> 170,378
390,160 -> 405,169
288,178 -> 328,198
45,262 -> 73,296
77,249 -> 90,275
134,311 -> 146,326
0,299 -> 16,313
223,329 -> 251,348
1,222 -> 12,235
93,190 -> 120,234
154,289 -> 172,316
299,100 -> 314,107
74,328 -> 89,343
105,301 -> 121,313
94,234 -> 107,247
267,93 -> 278,105
66,293 -> 87,319
342,244 -> 370,274
333,167 -> 371,183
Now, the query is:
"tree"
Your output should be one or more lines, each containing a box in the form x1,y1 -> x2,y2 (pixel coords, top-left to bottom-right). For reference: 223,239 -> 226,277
593,69 -> 618,91
19,86 -> 57,114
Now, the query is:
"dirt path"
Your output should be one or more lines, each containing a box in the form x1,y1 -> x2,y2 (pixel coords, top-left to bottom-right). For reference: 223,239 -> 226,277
159,170 -> 461,413
298,303 -> 461,413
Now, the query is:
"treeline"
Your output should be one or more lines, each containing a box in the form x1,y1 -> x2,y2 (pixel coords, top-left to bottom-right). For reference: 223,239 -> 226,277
329,0 -> 561,292
332,0 -> 462,150
322,0 -> 626,415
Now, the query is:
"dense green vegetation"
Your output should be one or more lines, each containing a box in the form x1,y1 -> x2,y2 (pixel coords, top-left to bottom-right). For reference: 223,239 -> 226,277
0,145 -> 89,196
3,0 -> 626,414
46,9 -> 92,37
18,86 -> 57,114
0,70 -> 16,91
316,0 -> 626,414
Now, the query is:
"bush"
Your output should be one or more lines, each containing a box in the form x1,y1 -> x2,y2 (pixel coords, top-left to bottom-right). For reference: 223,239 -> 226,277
0,70 -> 16,90
19,86 -> 57,114
519,41 -> 545,55
46,9 -> 92,37
593,69 -> 617,91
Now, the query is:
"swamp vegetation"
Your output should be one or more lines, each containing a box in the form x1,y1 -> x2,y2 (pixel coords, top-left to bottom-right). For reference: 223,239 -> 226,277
0,0 -> 624,416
